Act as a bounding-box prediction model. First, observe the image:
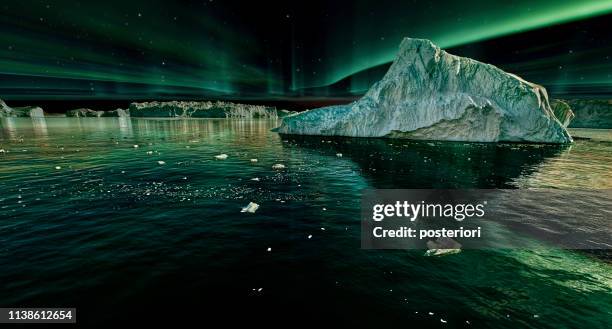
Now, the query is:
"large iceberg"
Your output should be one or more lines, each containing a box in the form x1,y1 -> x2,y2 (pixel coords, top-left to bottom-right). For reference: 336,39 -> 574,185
276,38 -> 572,143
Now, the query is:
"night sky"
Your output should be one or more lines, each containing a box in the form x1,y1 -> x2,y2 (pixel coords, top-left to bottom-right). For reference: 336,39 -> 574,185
1,0 -> 612,101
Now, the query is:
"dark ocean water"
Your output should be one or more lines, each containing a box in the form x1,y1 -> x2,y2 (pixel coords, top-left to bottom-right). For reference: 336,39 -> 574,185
0,117 -> 610,328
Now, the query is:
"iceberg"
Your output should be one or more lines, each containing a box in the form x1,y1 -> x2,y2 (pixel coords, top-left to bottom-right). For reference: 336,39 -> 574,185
129,100 -> 293,119
276,38 -> 572,143
561,99 -> 612,129
1,99 -> 44,118
66,108 -> 129,118
550,99 -> 574,128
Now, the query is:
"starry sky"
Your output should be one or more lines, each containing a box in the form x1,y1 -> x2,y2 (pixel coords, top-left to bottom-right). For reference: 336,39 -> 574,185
1,0 -> 612,101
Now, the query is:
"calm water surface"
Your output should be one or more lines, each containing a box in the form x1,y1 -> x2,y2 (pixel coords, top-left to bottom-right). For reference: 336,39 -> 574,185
0,117 -> 611,328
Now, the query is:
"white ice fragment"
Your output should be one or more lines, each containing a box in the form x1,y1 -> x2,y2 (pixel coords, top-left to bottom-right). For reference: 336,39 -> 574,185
0,149 -> 5,154
336,153 -> 342,157
133,144 -> 139,148
322,207 -> 327,211
272,163 -> 285,170
146,151 -> 153,155
266,247 -> 271,252
241,202 -> 259,213
258,288 -> 263,292
157,161 -> 166,165
251,177 -> 260,181
320,227 -> 325,231
428,312 -> 434,315
215,154 -> 228,160
424,249 -> 461,257
308,235 -> 312,239
440,319 -> 447,324
250,158 -> 258,162
55,166 -> 61,170
425,237 -> 462,257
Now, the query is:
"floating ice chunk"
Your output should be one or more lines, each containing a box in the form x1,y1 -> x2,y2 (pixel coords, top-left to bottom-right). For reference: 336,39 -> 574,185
241,202 -> 259,213
424,249 -> 461,257
251,177 -> 260,181
157,161 -> 166,165
424,237 -> 462,257
267,247 -> 272,252
146,151 -> 153,155
250,158 -> 258,163
308,235 -> 312,239
429,312 -> 434,315
272,163 -> 285,169
0,149 -> 5,154
440,319 -> 447,324
55,166 -> 61,170
215,154 -> 228,160
322,207 -> 327,211
533,315 -> 539,318
336,153 -> 343,157
320,227 -> 325,231
133,144 -> 139,148
258,288 -> 263,292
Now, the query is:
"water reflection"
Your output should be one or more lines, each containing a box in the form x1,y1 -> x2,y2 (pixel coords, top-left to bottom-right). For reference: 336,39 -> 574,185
280,135 -> 569,188
31,117 -> 48,137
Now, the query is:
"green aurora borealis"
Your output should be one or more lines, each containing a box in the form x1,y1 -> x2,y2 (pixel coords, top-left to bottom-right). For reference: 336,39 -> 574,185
1,0 -> 612,100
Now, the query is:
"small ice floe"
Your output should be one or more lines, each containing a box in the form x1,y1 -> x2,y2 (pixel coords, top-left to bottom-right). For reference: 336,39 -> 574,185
428,312 -> 434,315
320,227 -> 326,231
336,153 -> 343,157
157,161 -> 166,165
424,237 -> 462,257
55,166 -> 61,170
0,149 -> 5,154
322,207 -> 327,211
267,247 -> 272,252
440,319 -> 447,324
214,154 -> 228,160
121,171 -> 126,174
466,320 -> 471,325
533,315 -> 539,318
133,144 -> 139,148
251,177 -> 260,181
241,202 -> 259,213
308,234 -> 312,239
146,151 -> 153,155
250,159 -> 258,163
258,287 -> 263,292
272,163 -> 285,170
